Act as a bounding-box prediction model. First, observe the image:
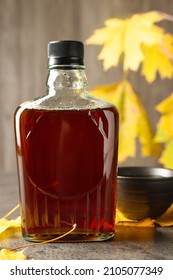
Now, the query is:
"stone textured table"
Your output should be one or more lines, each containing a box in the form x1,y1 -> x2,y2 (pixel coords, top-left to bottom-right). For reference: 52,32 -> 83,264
0,172 -> 173,260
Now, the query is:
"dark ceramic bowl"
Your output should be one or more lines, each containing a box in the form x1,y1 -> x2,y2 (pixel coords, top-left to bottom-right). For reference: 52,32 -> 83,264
117,167 -> 173,220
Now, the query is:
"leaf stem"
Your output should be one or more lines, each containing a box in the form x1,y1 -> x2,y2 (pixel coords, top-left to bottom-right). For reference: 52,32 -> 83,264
2,204 -> 20,219
159,12 -> 173,22
10,223 -> 77,251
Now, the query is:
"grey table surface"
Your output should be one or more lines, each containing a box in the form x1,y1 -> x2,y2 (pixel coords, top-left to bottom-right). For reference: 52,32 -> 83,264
0,172 -> 173,260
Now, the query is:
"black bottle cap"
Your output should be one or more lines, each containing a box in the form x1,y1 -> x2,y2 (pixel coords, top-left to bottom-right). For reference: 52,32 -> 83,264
48,40 -> 84,67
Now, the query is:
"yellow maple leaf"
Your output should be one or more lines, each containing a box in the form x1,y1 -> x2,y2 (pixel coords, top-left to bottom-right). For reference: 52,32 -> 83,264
87,11 -> 166,71
0,205 -> 21,238
155,113 -> 173,142
116,203 -> 173,227
0,224 -> 77,260
155,93 -> 173,168
90,80 -> 161,162
157,138 -> 173,168
0,205 -> 77,260
156,92 -> 173,115
156,203 -> 173,227
116,208 -> 154,227
0,249 -> 26,260
0,216 -> 21,235
141,34 -> 173,83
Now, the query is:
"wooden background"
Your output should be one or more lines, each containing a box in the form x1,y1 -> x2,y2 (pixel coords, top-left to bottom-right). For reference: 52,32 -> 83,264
0,0 -> 173,172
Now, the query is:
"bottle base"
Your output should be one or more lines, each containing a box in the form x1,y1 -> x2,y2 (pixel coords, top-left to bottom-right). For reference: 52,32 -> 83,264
23,232 -> 114,243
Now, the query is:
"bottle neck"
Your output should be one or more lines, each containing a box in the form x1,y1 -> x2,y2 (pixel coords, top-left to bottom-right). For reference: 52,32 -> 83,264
46,65 -> 87,96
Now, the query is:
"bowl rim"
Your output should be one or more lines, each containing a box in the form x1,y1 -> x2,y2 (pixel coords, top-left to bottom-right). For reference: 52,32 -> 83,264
118,166 -> 173,180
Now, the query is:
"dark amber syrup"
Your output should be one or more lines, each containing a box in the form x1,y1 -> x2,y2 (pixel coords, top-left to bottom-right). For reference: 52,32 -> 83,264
15,105 -> 119,241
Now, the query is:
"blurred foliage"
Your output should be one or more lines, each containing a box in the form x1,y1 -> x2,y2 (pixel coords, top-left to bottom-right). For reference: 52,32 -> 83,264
155,93 -> 173,167
87,11 -> 173,167
90,80 -> 161,162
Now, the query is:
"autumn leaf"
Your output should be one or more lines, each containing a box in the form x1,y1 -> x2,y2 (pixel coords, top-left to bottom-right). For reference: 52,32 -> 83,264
0,222 -> 77,260
156,203 -> 173,227
87,11 -> 173,84
141,35 -> 173,83
0,216 -> 21,235
0,204 -> 21,237
116,203 -> 173,227
116,208 -> 154,227
155,113 -> 173,142
157,139 -> 173,168
90,80 -> 161,162
87,11 -> 167,71
156,92 -> 173,115
155,93 -> 173,168
0,249 -> 26,260
0,205 -> 77,260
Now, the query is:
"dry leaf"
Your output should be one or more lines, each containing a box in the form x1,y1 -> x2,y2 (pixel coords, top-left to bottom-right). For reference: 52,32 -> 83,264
0,249 -> 26,260
0,205 -> 21,238
0,217 -> 21,235
90,80 -> 161,162
116,203 -> 173,227
0,205 -> 77,260
0,223 -> 77,260
116,208 -> 154,227
11,223 -> 77,251
156,203 -> 173,226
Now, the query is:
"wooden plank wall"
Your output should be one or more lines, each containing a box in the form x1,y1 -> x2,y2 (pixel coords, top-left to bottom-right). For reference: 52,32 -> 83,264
0,0 -> 173,172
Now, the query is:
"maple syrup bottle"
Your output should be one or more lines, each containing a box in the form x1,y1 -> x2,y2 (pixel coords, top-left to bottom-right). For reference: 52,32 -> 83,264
14,40 -> 119,242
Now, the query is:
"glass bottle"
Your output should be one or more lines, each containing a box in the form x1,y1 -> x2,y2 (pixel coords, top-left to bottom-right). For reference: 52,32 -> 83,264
14,40 -> 119,242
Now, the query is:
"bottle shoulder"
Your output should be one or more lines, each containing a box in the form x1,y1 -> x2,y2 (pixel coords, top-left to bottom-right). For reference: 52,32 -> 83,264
16,91 -> 118,113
